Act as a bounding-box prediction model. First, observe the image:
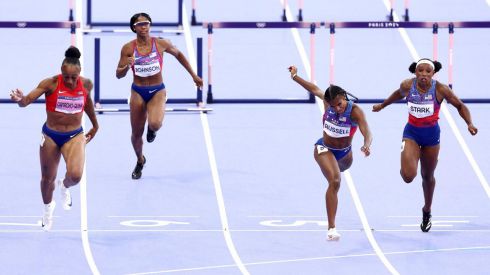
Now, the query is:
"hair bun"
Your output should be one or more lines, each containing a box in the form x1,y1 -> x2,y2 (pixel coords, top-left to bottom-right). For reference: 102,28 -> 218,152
65,46 -> 81,59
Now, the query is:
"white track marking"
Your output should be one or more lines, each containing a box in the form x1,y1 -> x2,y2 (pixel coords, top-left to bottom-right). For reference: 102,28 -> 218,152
75,0 -> 100,274
125,245 -> 490,274
182,4 -> 249,275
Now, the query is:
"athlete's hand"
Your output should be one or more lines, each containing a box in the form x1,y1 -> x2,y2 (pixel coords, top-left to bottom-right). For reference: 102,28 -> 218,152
193,75 -> 203,89
468,124 -> 478,135
127,55 -> 135,67
288,65 -> 298,79
372,104 -> 383,112
85,127 -> 98,144
361,145 -> 371,157
10,89 -> 23,102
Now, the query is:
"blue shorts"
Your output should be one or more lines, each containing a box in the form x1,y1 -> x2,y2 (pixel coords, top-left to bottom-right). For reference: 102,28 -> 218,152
403,123 -> 440,147
131,83 -> 165,103
315,138 -> 352,161
42,123 -> 83,148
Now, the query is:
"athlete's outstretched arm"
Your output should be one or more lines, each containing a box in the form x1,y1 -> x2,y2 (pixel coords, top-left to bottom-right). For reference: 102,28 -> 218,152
438,82 -> 478,135
288,65 -> 324,99
10,78 -> 53,107
372,79 -> 410,112
160,39 -> 203,88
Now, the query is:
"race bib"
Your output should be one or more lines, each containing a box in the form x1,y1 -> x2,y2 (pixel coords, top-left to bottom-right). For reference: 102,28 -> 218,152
408,102 -> 434,118
323,120 -> 351,138
55,95 -> 84,114
134,62 -> 161,77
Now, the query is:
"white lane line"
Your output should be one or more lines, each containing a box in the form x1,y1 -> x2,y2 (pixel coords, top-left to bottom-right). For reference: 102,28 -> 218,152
248,215 -> 326,218
0,221 -> 41,227
76,0 -> 100,273
344,172 -> 400,275
283,1 -> 399,274
182,4 -> 249,275
124,245 -> 490,274
0,216 -> 50,218
108,216 -> 199,218
440,103 -> 490,197
380,0 -> 490,199
388,215 -> 478,218
4,228 -> 490,233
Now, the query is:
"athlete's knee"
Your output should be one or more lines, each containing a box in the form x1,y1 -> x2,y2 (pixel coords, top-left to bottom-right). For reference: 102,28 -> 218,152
421,171 -> 435,184
327,177 -> 341,192
131,131 -> 144,141
66,172 -> 83,185
40,177 -> 56,190
148,121 -> 162,132
400,169 -> 416,183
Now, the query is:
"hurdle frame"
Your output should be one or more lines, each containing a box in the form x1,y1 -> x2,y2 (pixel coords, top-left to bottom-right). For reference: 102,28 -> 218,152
204,21 -> 318,104
93,37 -> 204,106
1,20 -> 490,104
86,0 -> 183,27
326,20 -> 490,103
0,20 -> 80,104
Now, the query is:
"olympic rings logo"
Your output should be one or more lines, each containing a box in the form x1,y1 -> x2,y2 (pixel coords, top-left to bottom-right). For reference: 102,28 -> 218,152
16,22 -> 27,28
256,22 -> 266,28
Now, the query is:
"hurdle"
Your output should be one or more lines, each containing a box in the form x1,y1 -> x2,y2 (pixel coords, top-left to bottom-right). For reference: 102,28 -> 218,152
204,21 -> 318,104
86,0 -> 183,27
327,20 -> 490,103
0,20 -> 80,104
82,29 -> 184,35
191,0 -> 305,26
92,37 -> 209,113
388,0 -> 410,22
282,0 -> 305,22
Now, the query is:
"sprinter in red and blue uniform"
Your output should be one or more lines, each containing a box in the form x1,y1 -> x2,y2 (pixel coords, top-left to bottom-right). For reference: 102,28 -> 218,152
373,58 -> 478,233
10,46 -> 99,231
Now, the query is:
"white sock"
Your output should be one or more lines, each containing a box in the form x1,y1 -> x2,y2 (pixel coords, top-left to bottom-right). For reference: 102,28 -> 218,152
44,201 -> 53,210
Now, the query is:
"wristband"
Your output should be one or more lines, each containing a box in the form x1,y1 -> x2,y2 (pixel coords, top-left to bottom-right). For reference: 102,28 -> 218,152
291,73 -> 297,80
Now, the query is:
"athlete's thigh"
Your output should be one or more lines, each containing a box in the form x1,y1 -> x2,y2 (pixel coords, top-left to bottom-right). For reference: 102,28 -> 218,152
337,151 -> 353,172
146,90 -> 166,125
39,133 -> 62,179
130,91 -> 147,134
60,134 -> 86,176
401,138 -> 420,171
420,144 -> 440,176
314,146 -> 341,182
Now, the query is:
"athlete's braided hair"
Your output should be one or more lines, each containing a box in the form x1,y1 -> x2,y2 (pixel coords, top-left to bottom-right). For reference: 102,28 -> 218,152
324,85 -> 358,102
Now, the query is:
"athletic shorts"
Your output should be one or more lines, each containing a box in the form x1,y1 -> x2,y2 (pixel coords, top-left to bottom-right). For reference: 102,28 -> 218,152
315,138 -> 352,161
42,123 -> 83,148
402,123 -> 440,147
131,83 -> 165,103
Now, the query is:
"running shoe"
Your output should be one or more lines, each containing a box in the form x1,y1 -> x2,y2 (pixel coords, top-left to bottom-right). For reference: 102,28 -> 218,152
327,227 -> 341,241
58,179 -> 72,210
146,126 -> 156,143
41,201 -> 56,231
420,209 -> 432,232
132,155 -> 146,179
